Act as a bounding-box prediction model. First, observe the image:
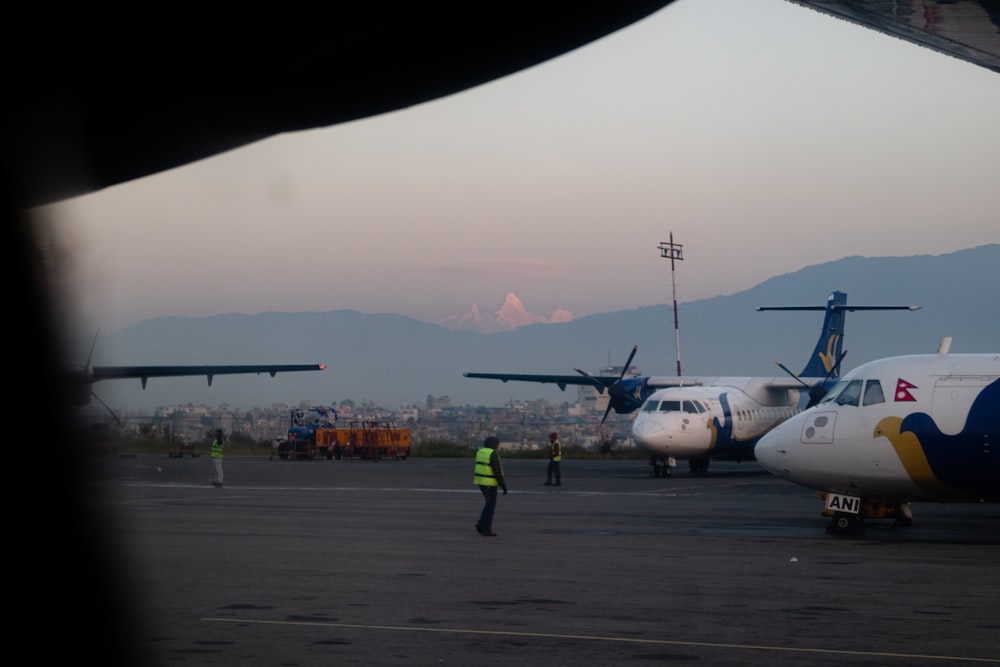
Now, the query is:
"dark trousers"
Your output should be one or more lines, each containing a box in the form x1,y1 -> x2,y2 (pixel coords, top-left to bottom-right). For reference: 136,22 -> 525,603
477,485 -> 498,532
546,459 -> 561,485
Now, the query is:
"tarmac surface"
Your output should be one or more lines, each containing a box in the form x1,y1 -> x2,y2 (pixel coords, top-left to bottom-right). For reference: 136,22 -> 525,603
87,454 -> 1000,666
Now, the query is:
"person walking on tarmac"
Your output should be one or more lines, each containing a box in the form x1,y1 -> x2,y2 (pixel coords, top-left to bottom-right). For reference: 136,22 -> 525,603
544,432 -> 562,486
211,428 -> 225,487
474,436 -> 507,536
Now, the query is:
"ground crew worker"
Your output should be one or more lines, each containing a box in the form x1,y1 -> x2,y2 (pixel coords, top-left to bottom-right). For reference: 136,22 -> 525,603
473,436 -> 507,536
544,432 -> 562,486
211,428 -> 224,487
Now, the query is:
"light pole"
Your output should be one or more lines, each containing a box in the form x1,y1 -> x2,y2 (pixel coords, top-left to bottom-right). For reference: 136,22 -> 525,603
658,233 -> 683,377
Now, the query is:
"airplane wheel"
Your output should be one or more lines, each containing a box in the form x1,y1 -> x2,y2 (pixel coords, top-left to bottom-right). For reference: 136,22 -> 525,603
688,458 -> 709,474
827,513 -> 865,536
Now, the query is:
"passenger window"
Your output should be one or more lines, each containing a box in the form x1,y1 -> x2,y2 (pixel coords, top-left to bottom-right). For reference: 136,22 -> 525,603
863,380 -> 885,406
836,380 -> 862,406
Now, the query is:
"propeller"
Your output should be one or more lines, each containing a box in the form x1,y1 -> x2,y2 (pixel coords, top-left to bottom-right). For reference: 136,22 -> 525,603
776,349 -> 847,409
85,330 -> 99,381
76,330 -> 124,426
574,345 -> 639,426
90,390 -> 125,428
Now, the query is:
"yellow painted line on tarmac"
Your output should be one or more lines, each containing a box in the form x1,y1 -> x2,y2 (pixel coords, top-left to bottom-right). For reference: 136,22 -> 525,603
203,617 -> 998,663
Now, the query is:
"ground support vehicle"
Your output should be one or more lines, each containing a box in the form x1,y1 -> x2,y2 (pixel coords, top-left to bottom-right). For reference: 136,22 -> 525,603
275,423 -> 319,460
168,438 -> 199,458
274,418 -> 410,461
321,421 -> 411,461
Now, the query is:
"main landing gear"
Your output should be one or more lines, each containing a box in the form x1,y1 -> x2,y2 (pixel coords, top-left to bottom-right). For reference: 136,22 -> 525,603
688,457 -> 710,474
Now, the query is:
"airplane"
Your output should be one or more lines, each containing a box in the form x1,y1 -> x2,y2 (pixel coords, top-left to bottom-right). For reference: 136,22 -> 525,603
466,291 -> 920,473
754,338 -> 999,534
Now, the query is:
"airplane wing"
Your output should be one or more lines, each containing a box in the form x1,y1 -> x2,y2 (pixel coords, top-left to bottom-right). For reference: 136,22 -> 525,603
464,370 -> 836,418
464,369 -> 699,422
463,371 -> 705,413
644,376 -> 827,392
464,372 -> 824,389
90,363 -> 325,389
463,372 -> 625,392
465,371 -> 834,392
788,0 -> 1000,74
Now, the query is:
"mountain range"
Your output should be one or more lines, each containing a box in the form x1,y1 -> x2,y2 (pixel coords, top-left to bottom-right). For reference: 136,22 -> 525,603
91,244 -> 1000,412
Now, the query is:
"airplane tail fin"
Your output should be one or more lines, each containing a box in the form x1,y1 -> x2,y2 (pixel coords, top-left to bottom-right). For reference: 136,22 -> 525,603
758,292 -> 920,379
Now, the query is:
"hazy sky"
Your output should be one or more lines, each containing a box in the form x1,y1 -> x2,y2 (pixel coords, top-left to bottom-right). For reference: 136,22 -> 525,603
37,0 -> 1000,339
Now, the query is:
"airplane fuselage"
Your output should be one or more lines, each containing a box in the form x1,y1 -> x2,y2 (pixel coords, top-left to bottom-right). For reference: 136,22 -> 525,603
755,353 -> 1000,503
631,380 -> 808,463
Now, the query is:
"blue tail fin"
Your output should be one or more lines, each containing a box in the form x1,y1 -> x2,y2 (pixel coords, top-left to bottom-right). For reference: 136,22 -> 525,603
758,291 -> 847,379
758,291 -> 921,379
803,291 -> 847,378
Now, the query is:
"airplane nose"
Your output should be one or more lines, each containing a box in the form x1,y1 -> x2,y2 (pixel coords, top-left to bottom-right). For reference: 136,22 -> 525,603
632,413 -> 713,458
631,416 -> 665,448
755,433 -> 779,475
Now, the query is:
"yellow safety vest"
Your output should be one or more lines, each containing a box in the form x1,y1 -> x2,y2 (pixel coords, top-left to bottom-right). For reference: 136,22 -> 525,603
211,438 -> 224,459
550,439 -> 562,462
474,447 -> 498,486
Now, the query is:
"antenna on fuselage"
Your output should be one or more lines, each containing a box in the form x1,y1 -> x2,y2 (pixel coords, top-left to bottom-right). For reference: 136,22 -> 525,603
658,233 -> 684,377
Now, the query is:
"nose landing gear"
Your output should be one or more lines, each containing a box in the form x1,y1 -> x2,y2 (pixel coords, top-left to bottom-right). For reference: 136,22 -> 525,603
649,455 -> 672,478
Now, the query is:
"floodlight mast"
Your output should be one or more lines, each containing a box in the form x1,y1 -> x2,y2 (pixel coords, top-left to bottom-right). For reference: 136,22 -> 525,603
658,233 -> 683,377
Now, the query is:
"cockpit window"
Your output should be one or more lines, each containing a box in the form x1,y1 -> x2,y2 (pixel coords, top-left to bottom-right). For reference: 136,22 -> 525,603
819,380 -> 847,405
819,379 -> 862,406
863,380 -> 885,406
641,399 -> 706,414
836,379 -> 862,406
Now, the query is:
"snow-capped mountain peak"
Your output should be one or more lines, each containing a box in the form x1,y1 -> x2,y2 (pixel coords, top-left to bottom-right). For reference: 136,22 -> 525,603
438,293 -> 574,333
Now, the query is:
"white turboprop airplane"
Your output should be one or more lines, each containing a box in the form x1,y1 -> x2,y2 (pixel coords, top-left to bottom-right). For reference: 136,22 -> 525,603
754,338 -> 1000,534
466,291 -> 919,474
630,293 -> 920,474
